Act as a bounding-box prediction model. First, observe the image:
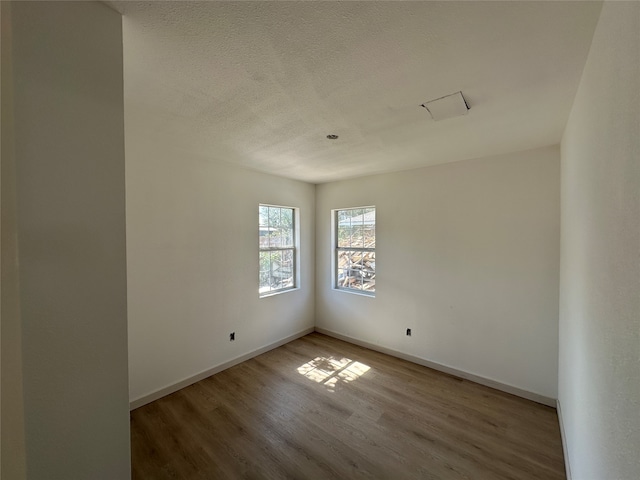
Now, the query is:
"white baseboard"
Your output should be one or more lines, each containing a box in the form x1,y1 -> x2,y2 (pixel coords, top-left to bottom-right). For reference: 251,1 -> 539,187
129,326 -> 315,410
314,327 -> 557,408
556,399 -> 572,480
130,325 -> 557,411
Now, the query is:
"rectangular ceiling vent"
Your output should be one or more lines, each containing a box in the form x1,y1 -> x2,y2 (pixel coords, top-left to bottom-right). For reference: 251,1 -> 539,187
421,91 -> 469,121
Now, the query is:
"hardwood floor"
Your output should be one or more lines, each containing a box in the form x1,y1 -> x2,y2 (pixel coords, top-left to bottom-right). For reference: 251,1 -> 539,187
130,333 -> 565,479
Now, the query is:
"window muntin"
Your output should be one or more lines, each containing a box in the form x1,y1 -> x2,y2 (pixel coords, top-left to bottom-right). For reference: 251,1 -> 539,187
335,207 -> 375,294
259,205 -> 296,296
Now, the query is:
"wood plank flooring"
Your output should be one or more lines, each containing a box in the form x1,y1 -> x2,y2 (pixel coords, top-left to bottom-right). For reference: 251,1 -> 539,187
130,333 -> 565,479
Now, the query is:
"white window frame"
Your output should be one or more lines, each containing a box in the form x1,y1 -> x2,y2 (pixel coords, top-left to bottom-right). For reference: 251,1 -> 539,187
333,206 -> 376,297
259,204 -> 299,297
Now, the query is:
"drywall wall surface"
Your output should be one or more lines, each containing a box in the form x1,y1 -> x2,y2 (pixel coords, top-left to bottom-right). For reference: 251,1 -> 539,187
1,2 -> 26,478
125,108 -> 315,402
11,2 -> 131,478
316,146 -> 560,398
559,2 -> 640,479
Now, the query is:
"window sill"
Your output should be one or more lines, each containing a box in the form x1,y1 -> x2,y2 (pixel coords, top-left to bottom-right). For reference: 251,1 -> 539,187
259,286 -> 300,299
333,287 -> 375,298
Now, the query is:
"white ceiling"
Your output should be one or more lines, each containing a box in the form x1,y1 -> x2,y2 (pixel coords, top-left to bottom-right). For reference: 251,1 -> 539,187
112,1 -> 602,184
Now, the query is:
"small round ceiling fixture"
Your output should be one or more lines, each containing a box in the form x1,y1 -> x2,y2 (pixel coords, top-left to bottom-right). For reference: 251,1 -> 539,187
326,134 -> 339,140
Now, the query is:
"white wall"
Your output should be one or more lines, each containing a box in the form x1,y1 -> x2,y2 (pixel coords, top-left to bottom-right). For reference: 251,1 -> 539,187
1,2 -> 26,478
559,2 -> 640,479
125,109 -> 315,403
316,146 -> 560,399
9,2 -> 131,478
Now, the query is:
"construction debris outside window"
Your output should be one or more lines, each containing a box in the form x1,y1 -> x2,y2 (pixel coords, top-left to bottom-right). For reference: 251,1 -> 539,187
336,207 -> 376,294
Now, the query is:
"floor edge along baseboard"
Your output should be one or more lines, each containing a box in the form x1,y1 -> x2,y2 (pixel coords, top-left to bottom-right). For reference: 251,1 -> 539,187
130,326 -> 556,410
314,327 -> 557,408
556,399 -> 573,480
129,327 -> 315,410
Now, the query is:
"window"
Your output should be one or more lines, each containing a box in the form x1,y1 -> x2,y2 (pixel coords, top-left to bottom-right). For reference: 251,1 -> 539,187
259,205 -> 297,296
335,207 -> 375,294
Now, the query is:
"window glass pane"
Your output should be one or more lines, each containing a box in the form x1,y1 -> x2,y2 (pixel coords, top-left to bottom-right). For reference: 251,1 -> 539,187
281,230 -> 293,248
279,208 -> 294,248
346,250 -> 363,269
337,210 -> 351,248
337,268 -> 353,288
261,249 -> 295,292
335,206 -> 375,294
259,251 -> 272,293
259,233 -> 269,249
266,207 -> 278,248
347,269 -> 364,290
280,249 -> 295,289
363,208 -> 375,248
259,206 -> 269,227
351,224 -> 364,248
339,264 -> 365,290
362,251 -> 376,275
337,208 -> 375,249
337,224 -> 351,248
363,225 -> 375,248
259,206 -> 270,248
270,250 -> 283,286
337,250 -> 375,291
280,208 -> 293,228
259,205 -> 296,295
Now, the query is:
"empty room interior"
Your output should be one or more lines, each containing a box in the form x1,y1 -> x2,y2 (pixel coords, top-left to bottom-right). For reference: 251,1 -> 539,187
1,1 -> 639,479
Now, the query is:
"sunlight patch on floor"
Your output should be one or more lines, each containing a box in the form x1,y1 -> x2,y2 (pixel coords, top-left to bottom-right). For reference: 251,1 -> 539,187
297,356 -> 371,392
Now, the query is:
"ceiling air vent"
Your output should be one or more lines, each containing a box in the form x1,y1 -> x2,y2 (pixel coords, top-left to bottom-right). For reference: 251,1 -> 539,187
421,91 -> 469,121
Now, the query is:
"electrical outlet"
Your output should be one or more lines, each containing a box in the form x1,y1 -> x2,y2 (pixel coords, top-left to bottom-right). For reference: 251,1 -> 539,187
230,332 -> 235,341
406,328 -> 412,336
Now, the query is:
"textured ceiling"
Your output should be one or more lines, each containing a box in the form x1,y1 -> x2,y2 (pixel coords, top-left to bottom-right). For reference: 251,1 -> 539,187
112,1 -> 602,183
